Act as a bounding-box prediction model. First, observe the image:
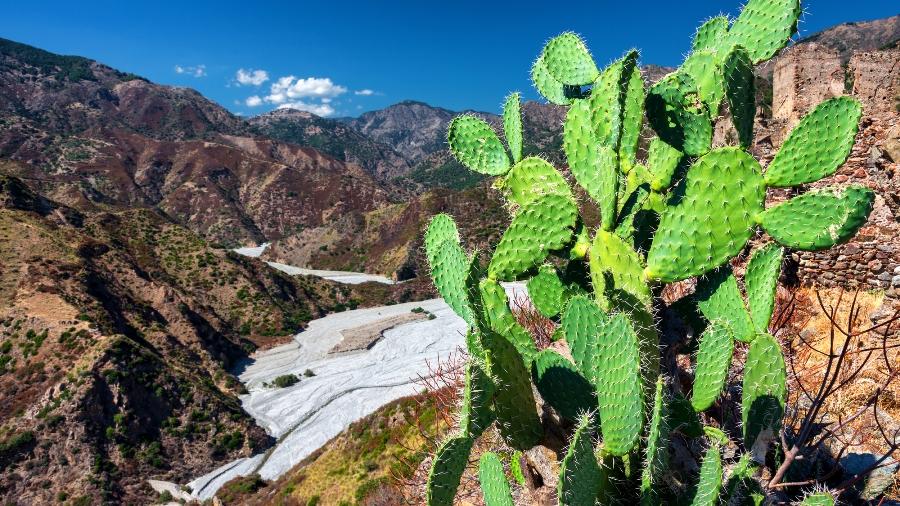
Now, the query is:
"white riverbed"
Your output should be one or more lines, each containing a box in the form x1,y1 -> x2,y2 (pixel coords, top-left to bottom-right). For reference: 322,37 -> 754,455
232,243 -> 395,284
182,255 -> 524,500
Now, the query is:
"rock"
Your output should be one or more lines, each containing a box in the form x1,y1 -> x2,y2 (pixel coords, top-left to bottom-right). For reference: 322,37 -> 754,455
523,445 -> 560,490
894,265 -> 900,275
878,272 -> 893,282
868,259 -> 883,271
893,275 -> 900,287
840,453 -> 900,501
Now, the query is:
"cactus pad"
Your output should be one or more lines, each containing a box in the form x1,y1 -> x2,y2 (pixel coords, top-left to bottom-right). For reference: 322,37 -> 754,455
503,92 -> 523,163
691,320 -> 735,411
646,148 -> 765,282
681,50 -> 725,117
595,313 -> 644,456
590,51 -> 639,149
693,16 -> 730,54
505,156 -> 571,207
764,97 -> 862,187
479,329 -> 542,450
425,214 -> 476,326
531,54 -> 574,105
723,45 -> 756,149
726,0 -> 800,63
760,185 -> 874,251
427,435 -> 474,506
800,492 -> 835,506
745,244 -> 783,332
448,115 -> 510,175
527,264 -> 567,318
478,453 -> 515,506
641,376 -> 669,505
691,443 -> 723,506
541,32 -> 599,86
647,138 -> 682,191
695,266 -> 756,343
532,349 -> 597,421
478,278 -> 537,360
646,72 -> 712,156
559,413 -> 602,506
590,229 -> 651,309
742,333 -> 786,451
564,101 -> 619,226
620,64 -> 645,171
488,193 -> 577,280
562,295 -> 607,384
460,362 -> 495,438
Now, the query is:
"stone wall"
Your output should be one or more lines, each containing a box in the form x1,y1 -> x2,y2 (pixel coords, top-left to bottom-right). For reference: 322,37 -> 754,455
772,43 -> 845,126
850,50 -> 900,114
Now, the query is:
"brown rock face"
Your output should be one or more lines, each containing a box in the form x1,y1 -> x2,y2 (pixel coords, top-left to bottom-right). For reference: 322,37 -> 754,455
849,50 -> 900,114
772,43 -> 845,126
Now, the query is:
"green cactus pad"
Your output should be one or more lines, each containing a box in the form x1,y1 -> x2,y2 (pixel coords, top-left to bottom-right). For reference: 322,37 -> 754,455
646,148 -> 765,282
614,182 -> 651,249
590,229 -> 651,309
504,156 -> 571,208
691,443 -> 723,506
764,97 -> 862,187
478,278 -> 537,360
527,264 -> 567,318
447,115 -> 510,176
427,434 -> 474,506
478,453 -> 515,506
564,100 -> 619,226
723,45 -> 756,149
724,453 -> 760,504
745,244 -> 783,332
531,54 -> 574,106
646,72 -> 712,156
562,295 -> 607,384
691,320 -> 735,411
502,92 -> 523,163
640,376 -> 670,506
559,413 -> 602,506
460,362 -> 495,438
541,32 -> 599,86
425,214 -> 476,326
760,185 -> 874,251
620,64 -> 645,172
532,349 -> 597,421
488,193 -> 577,280
693,16 -> 730,54
465,330 -> 486,365
800,492 -> 835,506
595,313 -> 644,456
742,333 -> 786,450
727,0 -> 800,63
590,50 -> 639,149
479,329 -> 542,450
647,138 -> 682,191
670,392 -> 704,438
681,50 -> 725,117
695,266 -> 756,343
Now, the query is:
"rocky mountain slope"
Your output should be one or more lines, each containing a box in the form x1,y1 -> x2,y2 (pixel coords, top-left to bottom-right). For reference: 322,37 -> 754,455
801,14 -> 899,62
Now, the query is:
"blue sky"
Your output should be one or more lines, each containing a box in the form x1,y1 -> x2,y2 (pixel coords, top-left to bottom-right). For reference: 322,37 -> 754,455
1,1 -> 895,117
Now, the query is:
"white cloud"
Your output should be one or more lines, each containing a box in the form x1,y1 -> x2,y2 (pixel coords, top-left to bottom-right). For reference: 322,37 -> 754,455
354,89 -> 375,96
276,101 -> 336,117
174,64 -> 206,78
245,95 -> 263,107
266,76 -> 347,102
236,68 -> 269,86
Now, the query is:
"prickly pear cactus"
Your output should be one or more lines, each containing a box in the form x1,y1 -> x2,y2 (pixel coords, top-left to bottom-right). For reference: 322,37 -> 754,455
422,0 -> 873,504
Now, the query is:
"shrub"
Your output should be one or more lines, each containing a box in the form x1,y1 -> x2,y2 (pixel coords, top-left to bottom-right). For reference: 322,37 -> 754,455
272,374 -> 300,388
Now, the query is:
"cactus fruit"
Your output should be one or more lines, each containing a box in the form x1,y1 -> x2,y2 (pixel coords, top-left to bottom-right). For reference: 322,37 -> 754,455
692,16 -> 730,54
558,413 -> 602,506
641,376 -> 670,505
745,244 -> 783,332
760,185 -> 875,251
723,45 -> 756,149
502,92 -> 523,163
691,442 -> 723,506
423,1 -> 874,503
726,0 -> 801,63
488,193 -> 577,280
695,267 -> 757,343
447,115 -> 510,175
765,97 -> 862,187
742,333 -> 787,451
427,435 -> 474,506
527,264 -> 567,318
594,312 -> 644,456
691,320 -> 735,411
532,349 -> 597,421
478,453 -> 515,506
479,329 -> 542,450
646,72 -> 712,156
646,148 -> 765,282
460,362 -> 495,438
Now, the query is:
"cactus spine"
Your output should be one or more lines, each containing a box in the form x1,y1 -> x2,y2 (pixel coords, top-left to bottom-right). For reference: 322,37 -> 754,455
422,0 -> 872,503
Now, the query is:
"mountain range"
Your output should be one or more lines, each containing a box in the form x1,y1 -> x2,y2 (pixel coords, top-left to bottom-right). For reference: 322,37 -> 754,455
0,14 -> 896,504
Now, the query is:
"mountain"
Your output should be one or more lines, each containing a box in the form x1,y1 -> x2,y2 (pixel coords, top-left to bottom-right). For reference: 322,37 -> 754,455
800,14 -> 899,62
